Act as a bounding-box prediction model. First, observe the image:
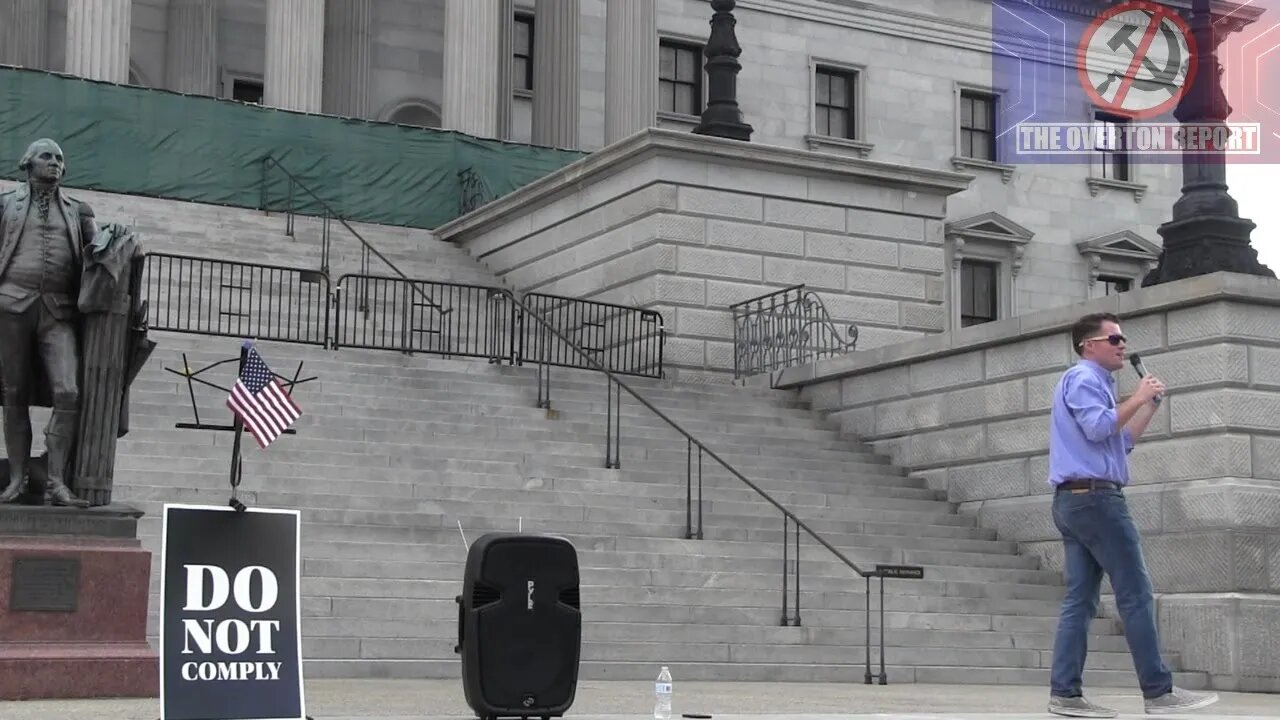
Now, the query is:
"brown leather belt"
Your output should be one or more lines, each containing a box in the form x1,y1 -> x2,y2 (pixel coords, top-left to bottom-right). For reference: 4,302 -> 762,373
1057,479 -> 1120,492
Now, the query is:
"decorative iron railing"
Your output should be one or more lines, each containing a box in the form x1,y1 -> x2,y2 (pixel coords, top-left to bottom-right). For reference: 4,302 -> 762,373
142,253 -> 330,347
730,284 -> 860,385
458,166 -> 495,216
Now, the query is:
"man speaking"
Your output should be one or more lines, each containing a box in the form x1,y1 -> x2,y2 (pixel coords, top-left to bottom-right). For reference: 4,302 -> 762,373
1045,312 -> 1218,718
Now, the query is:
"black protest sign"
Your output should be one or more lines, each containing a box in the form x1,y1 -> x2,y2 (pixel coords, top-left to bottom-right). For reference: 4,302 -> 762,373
160,504 -> 305,720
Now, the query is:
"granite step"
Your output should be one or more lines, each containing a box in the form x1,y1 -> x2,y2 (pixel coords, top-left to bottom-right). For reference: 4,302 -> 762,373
115,467 -> 944,510
290,658 -> 1210,689
224,624 -> 1136,656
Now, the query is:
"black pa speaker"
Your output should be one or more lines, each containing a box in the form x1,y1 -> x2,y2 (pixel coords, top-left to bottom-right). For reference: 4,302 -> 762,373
455,532 -> 582,720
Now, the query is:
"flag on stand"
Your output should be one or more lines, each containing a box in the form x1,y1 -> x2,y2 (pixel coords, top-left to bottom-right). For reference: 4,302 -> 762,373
226,342 -> 302,449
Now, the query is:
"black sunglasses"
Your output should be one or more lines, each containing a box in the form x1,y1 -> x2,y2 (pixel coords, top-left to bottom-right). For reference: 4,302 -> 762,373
1082,333 -> 1126,346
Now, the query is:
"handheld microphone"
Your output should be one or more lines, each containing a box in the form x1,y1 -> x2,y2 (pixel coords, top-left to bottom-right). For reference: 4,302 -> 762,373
1129,353 -> 1162,405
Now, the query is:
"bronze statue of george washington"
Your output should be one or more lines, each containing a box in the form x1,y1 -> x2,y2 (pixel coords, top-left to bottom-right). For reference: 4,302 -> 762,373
0,138 -> 153,508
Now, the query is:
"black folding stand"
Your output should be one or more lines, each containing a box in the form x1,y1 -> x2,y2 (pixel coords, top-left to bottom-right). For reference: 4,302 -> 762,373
164,346 -> 316,512
159,346 -> 316,719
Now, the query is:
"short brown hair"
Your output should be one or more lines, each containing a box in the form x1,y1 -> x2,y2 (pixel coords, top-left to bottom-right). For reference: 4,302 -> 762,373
1071,312 -> 1119,356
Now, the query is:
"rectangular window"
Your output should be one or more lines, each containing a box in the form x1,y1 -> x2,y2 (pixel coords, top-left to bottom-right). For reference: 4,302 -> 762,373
1094,111 -> 1131,181
659,40 -> 703,116
960,260 -> 999,327
1100,275 -> 1132,295
514,14 -> 534,92
815,67 -> 856,139
960,90 -> 996,161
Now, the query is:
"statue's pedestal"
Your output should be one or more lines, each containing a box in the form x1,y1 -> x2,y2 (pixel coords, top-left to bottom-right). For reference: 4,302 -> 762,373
0,504 -> 158,700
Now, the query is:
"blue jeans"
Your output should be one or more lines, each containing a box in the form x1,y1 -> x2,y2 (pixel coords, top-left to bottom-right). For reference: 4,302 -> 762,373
1049,484 -> 1173,699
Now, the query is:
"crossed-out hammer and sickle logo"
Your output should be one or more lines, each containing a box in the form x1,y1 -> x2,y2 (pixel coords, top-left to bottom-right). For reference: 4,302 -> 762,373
1077,1 -> 1196,118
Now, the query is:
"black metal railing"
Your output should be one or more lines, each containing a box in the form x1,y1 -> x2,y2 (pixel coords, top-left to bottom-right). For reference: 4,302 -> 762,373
730,284 -> 860,386
501,286 -> 920,684
333,273 -> 517,362
254,156 -> 669,376
142,253 -> 330,346
141,254 -> 660,376
521,293 -> 665,379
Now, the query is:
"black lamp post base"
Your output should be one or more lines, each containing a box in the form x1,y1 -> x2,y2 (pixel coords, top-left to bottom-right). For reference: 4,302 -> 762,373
1144,214 -> 1276,286
692,118 -> 754,142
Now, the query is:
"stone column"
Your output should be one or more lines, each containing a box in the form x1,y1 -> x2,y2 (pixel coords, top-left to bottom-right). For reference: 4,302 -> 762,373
496,0 -> 515,139
322,0 -> 371,118
442,0 -> 502,137
531,0 -> 580,149
264,0 -> 325,113
164,0 -> 218,96
604,0 -> 656,144
0,0 -> 49,69
65,0 -> 132,83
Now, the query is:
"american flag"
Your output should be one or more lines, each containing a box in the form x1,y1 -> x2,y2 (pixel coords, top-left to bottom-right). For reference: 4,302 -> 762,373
226,342 -> 301,449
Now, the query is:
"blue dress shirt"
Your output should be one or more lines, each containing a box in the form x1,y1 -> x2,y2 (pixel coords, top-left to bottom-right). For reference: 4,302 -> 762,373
1047,359 -> 1135,487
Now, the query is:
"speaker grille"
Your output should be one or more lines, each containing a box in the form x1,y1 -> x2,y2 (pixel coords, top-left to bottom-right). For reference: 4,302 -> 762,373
471,582 -> 501,609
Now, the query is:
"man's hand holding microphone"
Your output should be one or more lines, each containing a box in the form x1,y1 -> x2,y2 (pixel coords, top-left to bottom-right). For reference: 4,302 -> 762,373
1130,353 -> 1165,406
1134,375 -> 1166,406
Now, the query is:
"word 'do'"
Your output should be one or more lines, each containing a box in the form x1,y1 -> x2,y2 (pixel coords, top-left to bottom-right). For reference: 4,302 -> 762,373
184,564 -> 279,613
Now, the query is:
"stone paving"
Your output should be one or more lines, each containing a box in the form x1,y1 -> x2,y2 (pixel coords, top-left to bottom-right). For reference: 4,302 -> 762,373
1,679 -> 1277,719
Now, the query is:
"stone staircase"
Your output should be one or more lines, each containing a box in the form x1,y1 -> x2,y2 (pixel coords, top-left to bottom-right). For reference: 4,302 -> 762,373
120,336 -> 1203,687
4,180 -> 1208,687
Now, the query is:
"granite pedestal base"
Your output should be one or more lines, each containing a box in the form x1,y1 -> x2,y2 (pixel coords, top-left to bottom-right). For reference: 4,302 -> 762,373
0,503 -> 158,700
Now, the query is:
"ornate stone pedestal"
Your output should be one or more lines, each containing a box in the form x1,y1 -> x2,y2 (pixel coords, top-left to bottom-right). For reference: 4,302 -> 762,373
0,504 -> 157,700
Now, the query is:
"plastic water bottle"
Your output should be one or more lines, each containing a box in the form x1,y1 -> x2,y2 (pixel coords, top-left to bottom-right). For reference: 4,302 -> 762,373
654,665 -> 672,720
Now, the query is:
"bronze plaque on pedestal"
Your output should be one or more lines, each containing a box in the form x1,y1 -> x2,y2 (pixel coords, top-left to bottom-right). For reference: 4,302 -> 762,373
10,557 -> 81,612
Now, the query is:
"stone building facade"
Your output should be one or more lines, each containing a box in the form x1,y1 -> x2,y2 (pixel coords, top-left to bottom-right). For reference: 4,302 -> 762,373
0,0 -> 1226,335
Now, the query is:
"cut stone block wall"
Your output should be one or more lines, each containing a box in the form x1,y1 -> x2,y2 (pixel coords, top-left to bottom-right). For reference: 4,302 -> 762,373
777,271 -> 1280,691
435,128 -> 971,382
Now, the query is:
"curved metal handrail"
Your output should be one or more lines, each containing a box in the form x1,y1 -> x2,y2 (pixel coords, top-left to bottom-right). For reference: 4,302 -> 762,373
497,286 -> 871,580
259,156 -> 448,317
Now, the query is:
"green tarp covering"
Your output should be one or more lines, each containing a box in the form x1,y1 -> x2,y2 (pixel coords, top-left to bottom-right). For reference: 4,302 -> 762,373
0,67 -> 585,229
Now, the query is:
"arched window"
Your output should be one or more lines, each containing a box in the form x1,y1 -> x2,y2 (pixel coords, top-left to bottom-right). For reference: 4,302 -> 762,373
381,99 -> 442,129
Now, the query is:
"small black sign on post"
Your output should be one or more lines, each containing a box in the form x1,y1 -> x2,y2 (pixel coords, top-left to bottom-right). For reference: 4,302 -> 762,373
875,564 -> 926,580
159,504 -> 306,720
864,564 -> 925,686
